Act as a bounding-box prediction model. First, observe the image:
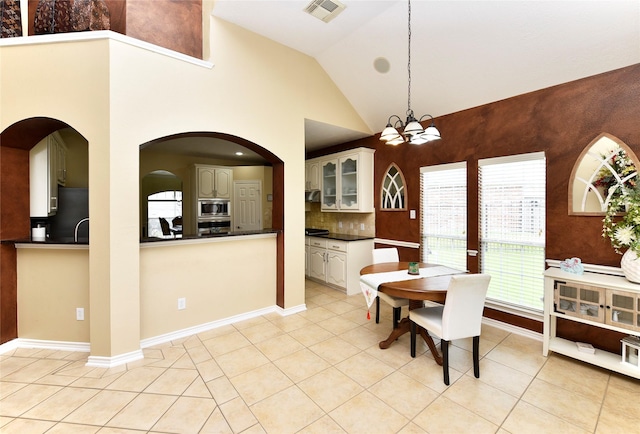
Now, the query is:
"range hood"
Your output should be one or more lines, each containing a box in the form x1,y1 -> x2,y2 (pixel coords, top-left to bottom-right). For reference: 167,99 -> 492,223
305,190 -> 320,202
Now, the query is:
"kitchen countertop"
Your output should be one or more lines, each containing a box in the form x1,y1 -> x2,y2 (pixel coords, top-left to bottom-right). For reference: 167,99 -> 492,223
307,232 -> 374,242
3,229 -> 280,246
141,229 -> 279,243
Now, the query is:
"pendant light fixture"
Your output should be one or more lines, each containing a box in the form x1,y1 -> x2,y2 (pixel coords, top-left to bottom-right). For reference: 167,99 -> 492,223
380,0 -> 441,146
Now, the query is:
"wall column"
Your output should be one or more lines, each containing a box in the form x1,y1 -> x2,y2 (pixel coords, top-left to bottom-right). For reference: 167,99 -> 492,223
87,133 -> 142,366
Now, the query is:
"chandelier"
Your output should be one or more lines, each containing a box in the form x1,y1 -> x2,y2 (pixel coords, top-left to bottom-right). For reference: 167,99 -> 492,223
379,0 -> 441,146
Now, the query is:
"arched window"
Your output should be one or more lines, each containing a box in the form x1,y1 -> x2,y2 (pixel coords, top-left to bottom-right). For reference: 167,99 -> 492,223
143,170 -> 182,238
381,163 -> 406,210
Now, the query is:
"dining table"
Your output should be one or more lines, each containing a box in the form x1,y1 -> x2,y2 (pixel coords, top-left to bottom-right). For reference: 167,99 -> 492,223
360,262 -> 465,365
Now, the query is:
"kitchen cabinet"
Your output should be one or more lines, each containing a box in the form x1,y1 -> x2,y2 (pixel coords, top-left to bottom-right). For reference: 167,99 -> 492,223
306,236 -> 374,295
319,148 -> 374,213
29,132 -> 67,217
305,237 -> 310,276
193,164 -> 232,199
305,158 -> 320,191
544,265 -> 640,379
55,135 -> 67,186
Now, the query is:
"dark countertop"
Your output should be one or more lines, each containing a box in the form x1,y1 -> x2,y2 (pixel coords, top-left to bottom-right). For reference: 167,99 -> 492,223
2,237 -> 89,245
141,228 -> 279,243
308,232 -> 374,242
3,229 -> 280,245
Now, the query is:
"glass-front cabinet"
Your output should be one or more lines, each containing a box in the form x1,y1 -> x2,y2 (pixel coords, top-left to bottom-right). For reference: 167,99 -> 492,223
544,265 -> 640,380
555,281 -> 605,322
321,160 -> 338,210
339,155 -> 359,210
607,289 -> 640,331
319,148 -> 374,212
554,280 -> 640,330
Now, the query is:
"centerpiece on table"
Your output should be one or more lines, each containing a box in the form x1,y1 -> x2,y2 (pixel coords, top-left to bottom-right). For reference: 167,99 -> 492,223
602,186 -> 640,283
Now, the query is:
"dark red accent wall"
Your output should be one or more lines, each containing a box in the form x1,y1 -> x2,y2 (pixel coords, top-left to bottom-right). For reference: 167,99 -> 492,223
0,147 -> 30,343
311,64 -> 640,348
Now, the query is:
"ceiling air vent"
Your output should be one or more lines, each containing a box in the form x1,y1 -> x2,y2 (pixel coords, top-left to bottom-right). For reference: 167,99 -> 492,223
304,0 -> 346,23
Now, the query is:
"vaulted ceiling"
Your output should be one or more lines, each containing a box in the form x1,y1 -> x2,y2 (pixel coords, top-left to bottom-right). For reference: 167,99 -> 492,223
212,0 -> 640,153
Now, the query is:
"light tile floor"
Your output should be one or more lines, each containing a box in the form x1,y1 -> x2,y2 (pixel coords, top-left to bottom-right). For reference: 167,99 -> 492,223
1,279 -> 640,433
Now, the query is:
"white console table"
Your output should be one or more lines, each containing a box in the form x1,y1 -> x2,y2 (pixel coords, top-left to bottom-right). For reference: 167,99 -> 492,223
544,261 -> 640,379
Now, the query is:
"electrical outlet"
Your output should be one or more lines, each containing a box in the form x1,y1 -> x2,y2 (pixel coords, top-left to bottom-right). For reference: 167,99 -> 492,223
178,298 -> 186,310
360,223 -> 365,230
76,307 -> 84,321
338,221 -> 342,229
410,209 -> 416,219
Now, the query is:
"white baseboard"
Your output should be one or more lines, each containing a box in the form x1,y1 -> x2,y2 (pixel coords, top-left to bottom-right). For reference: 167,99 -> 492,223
86,349 -> 144,368
482,317 -> 543,341
0,339 -> 90,354
139,303 -> 306,348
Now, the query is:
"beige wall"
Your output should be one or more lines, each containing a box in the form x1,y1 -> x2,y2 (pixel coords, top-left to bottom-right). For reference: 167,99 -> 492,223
17,247 -> 90,343
1,22 -> 369,359
15,235 -> 276,345
140,235 -> 277,339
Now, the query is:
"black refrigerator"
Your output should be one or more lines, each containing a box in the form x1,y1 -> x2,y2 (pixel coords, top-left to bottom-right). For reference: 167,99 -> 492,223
48,187 -> 89,242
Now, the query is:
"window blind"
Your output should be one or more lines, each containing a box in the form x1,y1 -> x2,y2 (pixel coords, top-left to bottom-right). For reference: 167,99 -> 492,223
420,162 -> 467,270
479,152 -> 546,312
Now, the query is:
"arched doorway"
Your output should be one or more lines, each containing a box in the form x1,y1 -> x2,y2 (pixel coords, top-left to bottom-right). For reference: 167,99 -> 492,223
0,117 -> 89,344
139,132 -> 286,306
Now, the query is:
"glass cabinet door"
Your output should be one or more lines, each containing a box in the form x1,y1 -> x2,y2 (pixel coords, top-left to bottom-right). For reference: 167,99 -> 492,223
555,282 -> 578,314
555,282 -> 605,321
578,286 -> 605,322
322,160 -> 337,210
340,155 -> 358,210
607,289 -> 640,331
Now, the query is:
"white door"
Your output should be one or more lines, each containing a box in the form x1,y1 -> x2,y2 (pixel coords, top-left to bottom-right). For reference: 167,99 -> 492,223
233,181 -> 262,231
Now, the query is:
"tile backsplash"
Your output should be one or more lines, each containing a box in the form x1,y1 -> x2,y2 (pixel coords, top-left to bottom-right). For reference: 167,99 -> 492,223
305,203 -> 375,236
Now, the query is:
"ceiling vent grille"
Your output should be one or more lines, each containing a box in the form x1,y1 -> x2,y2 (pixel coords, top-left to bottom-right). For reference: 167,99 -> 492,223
304,0 -> 346,23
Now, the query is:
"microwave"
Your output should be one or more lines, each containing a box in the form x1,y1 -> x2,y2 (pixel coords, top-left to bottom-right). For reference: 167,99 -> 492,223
198,199 -> 230,218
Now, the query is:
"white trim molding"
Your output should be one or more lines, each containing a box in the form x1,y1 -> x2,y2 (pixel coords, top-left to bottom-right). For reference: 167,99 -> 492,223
87,350 -> 144,368
0,30 -> 213,69
0,339 -> 90,355
482,317 -> 543,342
374,238 -> 420,249
141,303 -> 306,348
546,259 -> 624,277
0,303 -> 307,365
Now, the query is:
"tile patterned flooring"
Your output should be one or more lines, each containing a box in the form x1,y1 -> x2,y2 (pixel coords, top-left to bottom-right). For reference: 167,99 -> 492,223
1,279 -> 639,433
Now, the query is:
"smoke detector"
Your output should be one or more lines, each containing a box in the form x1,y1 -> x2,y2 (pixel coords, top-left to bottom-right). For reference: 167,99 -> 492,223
304,0 -> 346,23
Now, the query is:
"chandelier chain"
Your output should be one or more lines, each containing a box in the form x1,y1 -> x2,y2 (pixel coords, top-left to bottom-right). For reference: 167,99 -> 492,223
407,0 -> 412,116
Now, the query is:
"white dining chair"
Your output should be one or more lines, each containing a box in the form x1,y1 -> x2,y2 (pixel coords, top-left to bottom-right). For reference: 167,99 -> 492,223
372,248 -> 409,329
409,273 -> 491,385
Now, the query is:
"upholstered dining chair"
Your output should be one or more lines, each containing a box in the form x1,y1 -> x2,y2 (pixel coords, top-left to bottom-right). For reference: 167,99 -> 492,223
372,248 -> 410,329
409,273 -> 491,385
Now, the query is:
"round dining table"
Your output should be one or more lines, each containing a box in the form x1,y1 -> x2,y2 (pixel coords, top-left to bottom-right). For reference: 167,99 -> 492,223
360,262 -> 459,365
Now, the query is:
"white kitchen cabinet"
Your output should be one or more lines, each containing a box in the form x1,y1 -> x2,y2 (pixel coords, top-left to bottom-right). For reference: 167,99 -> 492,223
30,132 -> 67,217
193,165 -> 232,199
306,236 -> 374,295
326,249 -> 347,288
305,159 -> 320,191
305,237 -> 310,276
544,264 -> 640,379
319,148 -> 374,213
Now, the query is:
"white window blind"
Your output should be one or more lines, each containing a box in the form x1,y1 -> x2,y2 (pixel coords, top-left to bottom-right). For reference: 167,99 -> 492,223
479,152 -> 546,312
420,162 -> 467,270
